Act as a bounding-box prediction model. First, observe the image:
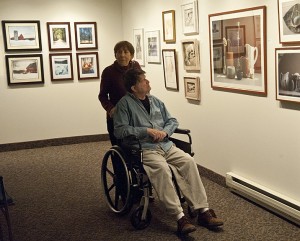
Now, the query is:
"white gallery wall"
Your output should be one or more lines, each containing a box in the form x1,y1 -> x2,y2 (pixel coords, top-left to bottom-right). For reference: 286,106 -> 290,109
0,0 -> 122,144
121,0 -> 300,203
0,0 -> 299,205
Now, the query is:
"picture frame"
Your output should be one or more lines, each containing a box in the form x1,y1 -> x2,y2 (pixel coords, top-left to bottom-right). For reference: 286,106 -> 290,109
74,22 -> 98,50
181,0 -> 199,35
209,6 -> 267,95
213,44 -> 223,73
133,28 -> 145,66
184,76 -> 200,100
212,20 -> 222,41
47,22 -> 72,51
278,0 -> 300,44
162,10 -> 176,43
181,39 -> 200,71
5,54 -> 44,86
225,25 -> 246,55
1,20 -> 42,52
162,49 -> 179,90
145,30 -> 161,63
49,53 -> 73,81
76,52 -> 99,80
275,47 -> 300,103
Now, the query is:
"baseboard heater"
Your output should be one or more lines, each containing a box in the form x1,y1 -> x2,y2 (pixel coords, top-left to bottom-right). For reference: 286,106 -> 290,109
226,172 -> 300,226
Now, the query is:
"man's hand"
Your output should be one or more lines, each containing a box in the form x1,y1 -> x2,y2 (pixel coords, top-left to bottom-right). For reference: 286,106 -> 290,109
147,128 -> 167,142
109,107 -> 116,118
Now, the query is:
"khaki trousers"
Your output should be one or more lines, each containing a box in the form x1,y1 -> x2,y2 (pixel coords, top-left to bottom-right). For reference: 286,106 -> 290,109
142,145 -> 209,216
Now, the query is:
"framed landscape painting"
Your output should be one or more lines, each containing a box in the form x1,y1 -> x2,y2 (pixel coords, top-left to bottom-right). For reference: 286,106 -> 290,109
5,54 -> 44,85
2,20 -> 42,52
74,22 -> 98,50
47,22 -> 72,51
76,52 -> 99,80
209,6 -> 267,95
49,53 -> 73,81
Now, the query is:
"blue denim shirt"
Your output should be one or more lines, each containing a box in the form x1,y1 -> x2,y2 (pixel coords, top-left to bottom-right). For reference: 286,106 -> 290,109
113,92 -> 179,152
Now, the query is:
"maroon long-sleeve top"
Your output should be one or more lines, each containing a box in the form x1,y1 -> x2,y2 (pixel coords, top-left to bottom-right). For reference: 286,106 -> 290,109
98,60 -> 141,118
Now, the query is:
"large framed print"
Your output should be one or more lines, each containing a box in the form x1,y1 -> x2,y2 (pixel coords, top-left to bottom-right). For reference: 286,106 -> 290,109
209,6 -> 267,95
5,54 -> 44,86
162,10 -> 176,43
278,0 -> 300,44
145,30 -> 161,63
184,76 -> 200,100
49,53 -> 73,81
181,0 -> 199,35
76,52 -> 99,80
133,28 -> 145,66
74,22 -> 98,50
275,48 -> 300,103
47,22 -> 72,51
2,20 -> 42,52
181,39 -> 200,71
162,49 -> 178,90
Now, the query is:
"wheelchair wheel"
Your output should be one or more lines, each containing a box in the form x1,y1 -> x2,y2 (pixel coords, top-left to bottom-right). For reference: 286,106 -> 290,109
130,206 -> 152,230
101,146 -> 133,215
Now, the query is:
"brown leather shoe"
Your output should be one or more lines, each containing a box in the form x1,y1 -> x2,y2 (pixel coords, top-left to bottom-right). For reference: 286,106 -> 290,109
177,216 -> 196,235
198,209 -> 224,228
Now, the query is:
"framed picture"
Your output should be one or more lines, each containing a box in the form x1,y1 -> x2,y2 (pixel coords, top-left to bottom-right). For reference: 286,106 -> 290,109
225,24 -> 246,55
162,49 -> 178,90
209,6 -> 267,95
1,20 -> 42,52
278,0 -> 300,44
162,10 -> 176,43
76,52 -> 99,80
275,47 -> 300,103
184,76 -> 200,100
212,20 -> 222,41
74,22 -> 98,50
181,0 -> 199,35
49,53 -> 73,81
145,30 -> 161,63
133,28 -> 145,66
5,54 -> 44,85
213,44 -> 223,73
47,22 -> 72,51
181,39 -> 200,71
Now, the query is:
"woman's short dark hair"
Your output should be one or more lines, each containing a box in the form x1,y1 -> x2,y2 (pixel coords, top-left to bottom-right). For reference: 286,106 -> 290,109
124,68 -> 146,92
114,41 -> 135,56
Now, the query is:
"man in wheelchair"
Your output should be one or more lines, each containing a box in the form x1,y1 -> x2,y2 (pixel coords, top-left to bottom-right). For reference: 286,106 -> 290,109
113,68 -> 223,235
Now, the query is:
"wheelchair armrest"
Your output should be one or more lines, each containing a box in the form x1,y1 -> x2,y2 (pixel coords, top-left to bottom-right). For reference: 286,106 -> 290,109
174,128 -> 190,134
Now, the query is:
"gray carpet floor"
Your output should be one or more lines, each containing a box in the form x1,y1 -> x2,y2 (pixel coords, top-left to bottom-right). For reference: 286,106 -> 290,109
0,141 -> 299,241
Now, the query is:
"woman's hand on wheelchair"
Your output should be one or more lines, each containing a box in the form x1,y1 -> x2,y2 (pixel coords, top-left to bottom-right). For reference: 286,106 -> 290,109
147,128 -> 167,142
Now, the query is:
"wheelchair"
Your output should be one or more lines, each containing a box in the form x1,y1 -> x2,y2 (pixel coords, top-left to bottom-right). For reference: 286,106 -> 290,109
101,128 -> 196,229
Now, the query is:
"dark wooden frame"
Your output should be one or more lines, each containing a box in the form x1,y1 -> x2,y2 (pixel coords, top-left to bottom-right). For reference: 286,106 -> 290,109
162,49 -> 179,90
76,52 -> 99,80
5,54 -> 44,86
2,20 -> 42,52
49,53 -> 74,81
47,22 -> 72,51
74,22 -> 98,50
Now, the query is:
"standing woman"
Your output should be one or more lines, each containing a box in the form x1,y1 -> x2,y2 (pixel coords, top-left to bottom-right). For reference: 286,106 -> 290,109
98,41 -> 141,145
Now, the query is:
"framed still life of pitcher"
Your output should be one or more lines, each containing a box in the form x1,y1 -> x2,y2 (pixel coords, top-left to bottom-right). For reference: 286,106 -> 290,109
209,6 -> 267,95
